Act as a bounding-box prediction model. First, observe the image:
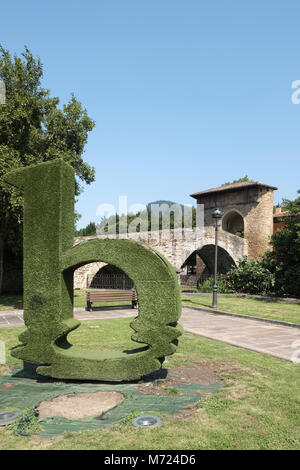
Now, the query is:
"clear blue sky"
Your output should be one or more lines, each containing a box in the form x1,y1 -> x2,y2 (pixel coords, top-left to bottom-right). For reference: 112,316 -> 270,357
1,0 -> 300,228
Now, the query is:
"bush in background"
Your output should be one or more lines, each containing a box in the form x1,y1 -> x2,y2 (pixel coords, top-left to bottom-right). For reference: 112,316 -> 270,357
197,274 -> 234,294
196,257 -> 274,296
225,256 -> 274,295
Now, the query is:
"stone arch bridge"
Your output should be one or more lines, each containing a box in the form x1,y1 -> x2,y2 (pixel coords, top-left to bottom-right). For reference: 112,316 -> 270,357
74,227 -> 247,289
74,180 -> 277,289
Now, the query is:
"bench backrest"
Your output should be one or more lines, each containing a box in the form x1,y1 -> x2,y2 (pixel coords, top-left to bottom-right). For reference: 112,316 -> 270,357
87,289 -> 137,302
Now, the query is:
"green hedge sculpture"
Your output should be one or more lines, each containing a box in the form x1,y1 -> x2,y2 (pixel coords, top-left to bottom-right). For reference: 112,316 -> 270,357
5,160 -> 182,381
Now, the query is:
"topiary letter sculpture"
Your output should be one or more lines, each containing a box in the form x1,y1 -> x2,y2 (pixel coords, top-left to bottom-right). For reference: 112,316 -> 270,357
5,160 -> 182,381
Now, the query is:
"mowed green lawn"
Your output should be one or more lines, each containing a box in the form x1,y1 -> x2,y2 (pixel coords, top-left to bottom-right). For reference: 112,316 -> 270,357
0,294 -> 23,310
182,296 -> 300,324
1,291 -> 300,325
0,290 -> 133,311
0,318 -> 299,450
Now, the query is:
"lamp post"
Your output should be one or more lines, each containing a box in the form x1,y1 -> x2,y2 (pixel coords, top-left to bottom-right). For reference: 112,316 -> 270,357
212,208 -> 223,308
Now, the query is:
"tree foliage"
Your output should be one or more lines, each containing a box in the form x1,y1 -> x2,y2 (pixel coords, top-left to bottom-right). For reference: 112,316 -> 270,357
96,205 -> 198,234
225,256 -> 274,295
262,190 -> 300,298
0,45 -> 95,292
75,221 -> 97,237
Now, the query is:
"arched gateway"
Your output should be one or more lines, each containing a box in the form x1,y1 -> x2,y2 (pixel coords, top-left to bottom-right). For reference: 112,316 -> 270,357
182,245 -> 236,274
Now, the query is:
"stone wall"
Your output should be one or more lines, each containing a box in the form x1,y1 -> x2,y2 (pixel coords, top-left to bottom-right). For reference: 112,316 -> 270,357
73,261 -> 106,289
243,189 -> 274,259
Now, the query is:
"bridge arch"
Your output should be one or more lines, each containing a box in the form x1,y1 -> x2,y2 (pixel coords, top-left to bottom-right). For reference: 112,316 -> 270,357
181,243 -> 236,276
90,263 -> 134,289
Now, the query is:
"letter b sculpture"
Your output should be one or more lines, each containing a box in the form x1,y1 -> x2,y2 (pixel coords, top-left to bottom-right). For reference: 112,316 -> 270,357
5,160 -> 182,381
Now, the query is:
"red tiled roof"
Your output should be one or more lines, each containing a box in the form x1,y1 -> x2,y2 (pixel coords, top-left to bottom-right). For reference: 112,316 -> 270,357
190,181 -> 278,198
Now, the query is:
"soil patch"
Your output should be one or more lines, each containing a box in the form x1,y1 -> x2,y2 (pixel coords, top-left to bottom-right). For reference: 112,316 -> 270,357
168,363 -> 219,385
139,361 -> 239,395
37,391 -> 124,419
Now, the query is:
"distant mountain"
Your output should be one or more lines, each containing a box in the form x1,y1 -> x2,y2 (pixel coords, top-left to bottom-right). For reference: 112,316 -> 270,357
147,200 -> 185,211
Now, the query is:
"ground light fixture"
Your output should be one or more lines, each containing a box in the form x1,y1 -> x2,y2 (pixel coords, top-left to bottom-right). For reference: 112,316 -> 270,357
212,208 -> 223,308
132,415 -> 162,428
0,410 -> 20,426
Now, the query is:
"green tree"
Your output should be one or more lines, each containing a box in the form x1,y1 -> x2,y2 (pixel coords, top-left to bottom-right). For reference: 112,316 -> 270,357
0,45 -> 95,293
264,190 -> 300,298
75,221 -> 97,237
96,204 -> 198,235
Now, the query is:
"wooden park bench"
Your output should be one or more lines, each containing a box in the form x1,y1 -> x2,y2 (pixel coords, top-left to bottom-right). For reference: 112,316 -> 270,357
86,289 -> 137,311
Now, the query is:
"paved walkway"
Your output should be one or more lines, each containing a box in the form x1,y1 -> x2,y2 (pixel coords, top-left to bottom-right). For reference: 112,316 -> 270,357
0,311 -> 24,327
0,307 -> 299,362
180,307 -> 300,362
0,308 -> 135,327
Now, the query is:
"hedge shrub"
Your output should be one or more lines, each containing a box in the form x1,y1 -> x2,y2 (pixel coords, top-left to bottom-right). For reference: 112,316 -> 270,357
225,256 -> 274,295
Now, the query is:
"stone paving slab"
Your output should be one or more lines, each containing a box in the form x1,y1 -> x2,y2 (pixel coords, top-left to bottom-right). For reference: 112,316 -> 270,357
75,309 -> 137,321
0,311 -> 24,327
179,307 -> 300,362
0,307 -> 299,362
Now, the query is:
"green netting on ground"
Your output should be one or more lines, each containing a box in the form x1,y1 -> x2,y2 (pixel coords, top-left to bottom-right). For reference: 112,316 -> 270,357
0,366 -> 221,438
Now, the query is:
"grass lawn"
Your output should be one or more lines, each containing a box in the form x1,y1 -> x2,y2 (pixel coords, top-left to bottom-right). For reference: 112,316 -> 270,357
1,291 -> 300,324
182,295 -> 300,325
0,290 -> 133,311
0,318 -> 299,450
0,294 -> 23,311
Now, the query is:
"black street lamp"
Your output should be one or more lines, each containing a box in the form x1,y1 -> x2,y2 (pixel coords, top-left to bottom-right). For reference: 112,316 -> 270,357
212,208 -> 223,308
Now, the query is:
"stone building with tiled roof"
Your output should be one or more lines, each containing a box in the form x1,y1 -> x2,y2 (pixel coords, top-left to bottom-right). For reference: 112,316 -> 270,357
190,180 -> 278,260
